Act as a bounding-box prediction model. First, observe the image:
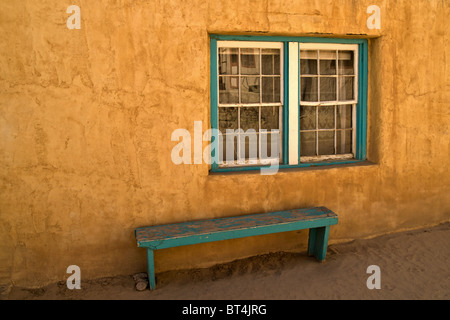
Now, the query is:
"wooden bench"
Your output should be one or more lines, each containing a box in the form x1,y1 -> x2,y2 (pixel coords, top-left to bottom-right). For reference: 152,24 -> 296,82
135,206 -> 338,290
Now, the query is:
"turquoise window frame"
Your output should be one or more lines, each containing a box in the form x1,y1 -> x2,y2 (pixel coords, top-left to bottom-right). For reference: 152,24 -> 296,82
210,34 -> 368,173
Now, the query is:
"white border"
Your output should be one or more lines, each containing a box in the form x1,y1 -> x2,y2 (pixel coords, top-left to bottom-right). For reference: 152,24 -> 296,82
288,42 -> 299,165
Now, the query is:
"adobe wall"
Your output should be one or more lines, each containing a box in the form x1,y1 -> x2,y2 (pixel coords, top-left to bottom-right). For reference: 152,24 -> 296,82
0,0 -> 448,287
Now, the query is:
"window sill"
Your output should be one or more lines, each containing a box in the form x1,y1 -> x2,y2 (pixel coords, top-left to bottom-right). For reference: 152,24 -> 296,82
209,159 -> 377,176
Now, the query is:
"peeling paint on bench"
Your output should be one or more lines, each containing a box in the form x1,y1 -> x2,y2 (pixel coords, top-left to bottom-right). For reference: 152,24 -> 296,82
135,206 -> 338,290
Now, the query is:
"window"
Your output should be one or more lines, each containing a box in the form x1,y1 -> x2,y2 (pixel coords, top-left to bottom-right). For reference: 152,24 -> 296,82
299,43 -> 358,162
217,42 -> 283,166
210,35 -> 368,172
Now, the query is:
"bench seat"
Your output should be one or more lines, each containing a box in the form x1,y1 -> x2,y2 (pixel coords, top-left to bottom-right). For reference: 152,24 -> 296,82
135,206 -> 338,290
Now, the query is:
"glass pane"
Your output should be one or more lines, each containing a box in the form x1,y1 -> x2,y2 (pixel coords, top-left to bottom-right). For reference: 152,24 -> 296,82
260,132 -> 280,160
300,106 -> 316,130
240,132 -> 259,160
300,77 -> 318,102
318,131 -> 334,155
318,105 -> 335,129
262,77 -> 281,103
221,134 -> 238,162
338,76 -> 354,101
219,48 -> 239,75
261,106 -> 279,131
336,105 -> 352,129
262,49 -> 281,75
240,107 -> 259,132
300,132 -> 316,156
300,50 -> 318,75
219,107 -> 238,133
338,51 -> 354,75
320,77 -> 337,101
241,77 -> 260,103
240,48 -> 260,75
219,76 -> 239,104
319,50 -> 337,75
336,130 -> 352,154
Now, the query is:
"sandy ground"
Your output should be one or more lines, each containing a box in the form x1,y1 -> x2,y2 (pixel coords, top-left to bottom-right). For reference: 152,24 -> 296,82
3,222 -> 449,300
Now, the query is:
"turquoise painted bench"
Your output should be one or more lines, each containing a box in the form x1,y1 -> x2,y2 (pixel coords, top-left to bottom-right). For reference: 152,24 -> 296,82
135,206 -> 338,290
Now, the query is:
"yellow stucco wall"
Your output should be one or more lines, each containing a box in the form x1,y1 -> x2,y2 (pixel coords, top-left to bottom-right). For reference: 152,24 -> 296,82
1,0 -> 449,288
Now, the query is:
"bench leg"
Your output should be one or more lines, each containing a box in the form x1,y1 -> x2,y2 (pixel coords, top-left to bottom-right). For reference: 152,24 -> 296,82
146,249 -> 156,290
307,226 -> 330,262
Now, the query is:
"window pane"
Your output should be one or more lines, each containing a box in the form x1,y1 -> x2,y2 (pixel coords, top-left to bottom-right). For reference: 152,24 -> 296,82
219,107 -> 238,133
300,132 -> 316,156
261,106 -> 279,131
319,50 -> 337,75
300,50 -> 318,75
240,133 -> 259,160
338,51 -> 354,75
220,134 -> 238,162
240,48 -> 260,75
260,132 -> 280,160
338,76 -> 354,101
301,77 -> 318,102
320,77 -> 337,101
217,44 -> 358,167
318,106 -> 335,129
262,77 -> 281,103
219,48 -> 239,75
262,49 -> 281,75
241,77 -> 260,103
240,107 -> 259,132
336,130 -> 352,154
300,106 -> 316,130
336,105 -> 352,129
219,76 -> 239,104
318,131 -> 334,155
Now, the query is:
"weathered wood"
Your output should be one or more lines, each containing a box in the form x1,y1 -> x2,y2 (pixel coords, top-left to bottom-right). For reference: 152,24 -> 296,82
135,280 -> 148,291
135,206 -> 337,250
135,206 -> 338,290
307,226 -> 331,262
146,249 -> 156,290
132,272 -> 148,282
133,272 -> 149,291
